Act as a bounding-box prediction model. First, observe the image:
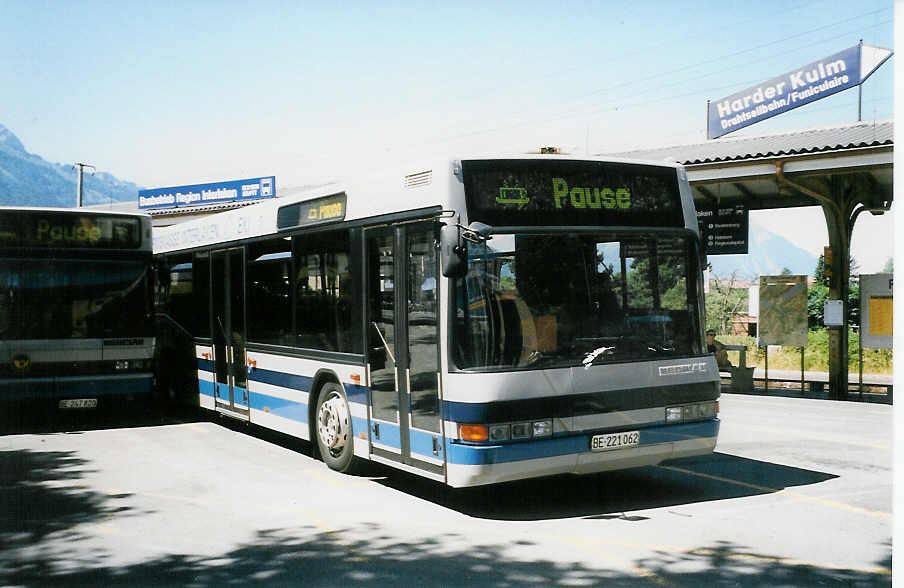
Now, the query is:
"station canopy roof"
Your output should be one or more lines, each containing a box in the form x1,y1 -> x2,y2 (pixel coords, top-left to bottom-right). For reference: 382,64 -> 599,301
604,119 -> 893,211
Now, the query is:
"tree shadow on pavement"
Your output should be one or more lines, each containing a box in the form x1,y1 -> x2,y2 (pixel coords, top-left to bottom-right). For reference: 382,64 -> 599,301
1,525 -> 891,587
0,448 -> 888,587
0,448 -> 137,575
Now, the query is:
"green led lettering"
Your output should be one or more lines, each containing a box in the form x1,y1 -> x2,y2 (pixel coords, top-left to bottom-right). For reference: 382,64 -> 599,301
570,187 -> 586,208
37,220 -> 50,240
552,177 -> 568,208
548,179 -> 631,211
601,188 -> 615,208
35,219 -> 101,242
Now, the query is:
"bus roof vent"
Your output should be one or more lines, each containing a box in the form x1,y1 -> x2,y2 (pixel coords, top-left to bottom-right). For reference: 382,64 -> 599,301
405,170 -> 432,188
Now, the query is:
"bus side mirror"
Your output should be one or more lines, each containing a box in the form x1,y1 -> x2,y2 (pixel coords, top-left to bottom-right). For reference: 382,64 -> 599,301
440,223 -> 467,278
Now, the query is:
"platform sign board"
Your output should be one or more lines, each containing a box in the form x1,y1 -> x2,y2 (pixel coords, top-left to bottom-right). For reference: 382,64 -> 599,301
139,176 -> 276,210
758,275 -> 808,347
823,299 -> 844,327
708,44 -> 893,139
860,273 -> 893,349
696,203 -> 748,254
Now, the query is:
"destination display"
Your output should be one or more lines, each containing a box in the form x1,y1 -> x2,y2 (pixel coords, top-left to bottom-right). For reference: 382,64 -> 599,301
462,160 -> 685,227
277,192 -> 347,230
0,211 -> 142,249
139,176 -> 275,210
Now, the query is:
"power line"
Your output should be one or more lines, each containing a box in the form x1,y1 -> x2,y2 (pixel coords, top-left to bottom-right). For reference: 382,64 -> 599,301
425,11 -> 892,147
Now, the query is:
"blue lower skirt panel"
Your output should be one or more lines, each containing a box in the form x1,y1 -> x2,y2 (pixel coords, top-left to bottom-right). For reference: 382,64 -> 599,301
1,374 -> 154,402
446,420 -> 720,466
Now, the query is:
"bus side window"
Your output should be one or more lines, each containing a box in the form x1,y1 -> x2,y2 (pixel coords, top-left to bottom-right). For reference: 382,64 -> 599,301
164,254 -> 194,333
293,229 -> 360,353
247,238 -> 292,346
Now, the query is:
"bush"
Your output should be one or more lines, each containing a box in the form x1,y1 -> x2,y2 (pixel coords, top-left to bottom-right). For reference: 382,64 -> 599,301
716,329 -> 892,374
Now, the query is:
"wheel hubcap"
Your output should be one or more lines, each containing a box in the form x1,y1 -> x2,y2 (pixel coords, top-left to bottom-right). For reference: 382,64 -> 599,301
318,392 -> 349,454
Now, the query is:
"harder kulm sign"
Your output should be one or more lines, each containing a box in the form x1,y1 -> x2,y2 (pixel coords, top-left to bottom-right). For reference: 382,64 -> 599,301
707,44 -> 892,139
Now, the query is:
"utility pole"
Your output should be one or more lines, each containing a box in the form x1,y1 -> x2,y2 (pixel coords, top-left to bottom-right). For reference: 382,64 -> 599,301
857,39 -> 863,122
74,162 -> 95,207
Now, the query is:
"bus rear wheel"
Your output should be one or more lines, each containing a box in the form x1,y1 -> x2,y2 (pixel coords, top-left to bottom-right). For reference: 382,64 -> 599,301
315,383 -> 356,473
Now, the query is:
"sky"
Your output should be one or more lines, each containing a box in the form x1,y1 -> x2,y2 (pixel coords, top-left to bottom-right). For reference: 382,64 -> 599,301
0,0 -> 896,272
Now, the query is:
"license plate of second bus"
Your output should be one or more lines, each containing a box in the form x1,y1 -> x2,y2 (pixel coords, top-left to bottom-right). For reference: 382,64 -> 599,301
590,431 -> 639,452
59,398 -> 98,409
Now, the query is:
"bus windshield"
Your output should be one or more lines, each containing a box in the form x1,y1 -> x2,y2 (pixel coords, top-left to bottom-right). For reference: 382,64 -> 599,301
0,258 -> 152,340
451,232 -> 702,371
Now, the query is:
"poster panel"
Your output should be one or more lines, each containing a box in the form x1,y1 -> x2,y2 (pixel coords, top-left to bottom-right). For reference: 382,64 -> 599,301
758,275 -> 808,347
860,273 -> 893,349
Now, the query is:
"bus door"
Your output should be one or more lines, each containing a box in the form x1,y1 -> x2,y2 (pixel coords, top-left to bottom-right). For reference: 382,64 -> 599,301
365,223 -> 444,477
211,247 -> 250,420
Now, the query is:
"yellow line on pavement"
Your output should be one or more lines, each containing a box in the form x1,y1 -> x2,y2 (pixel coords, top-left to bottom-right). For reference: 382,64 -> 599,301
558,535 -> 674,586
570,534 -> 890,578
733,423 -> 889,450
658,465 -> 891,519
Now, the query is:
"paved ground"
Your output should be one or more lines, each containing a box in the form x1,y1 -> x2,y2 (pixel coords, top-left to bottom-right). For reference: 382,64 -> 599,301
0,394 -> 893,586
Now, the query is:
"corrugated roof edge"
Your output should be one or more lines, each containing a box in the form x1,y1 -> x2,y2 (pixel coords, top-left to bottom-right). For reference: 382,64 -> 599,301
602,119 -> 893,165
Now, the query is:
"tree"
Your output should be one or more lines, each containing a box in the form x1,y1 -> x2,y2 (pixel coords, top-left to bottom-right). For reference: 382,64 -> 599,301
705,270 -> 748,334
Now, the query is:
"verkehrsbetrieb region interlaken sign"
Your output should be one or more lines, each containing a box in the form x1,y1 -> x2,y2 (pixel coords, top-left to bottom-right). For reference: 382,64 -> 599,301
707,43 -> 892,139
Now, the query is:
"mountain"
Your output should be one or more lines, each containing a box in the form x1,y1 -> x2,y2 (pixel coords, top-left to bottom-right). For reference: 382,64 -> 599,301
708,224 -> 818,279
0,124 -> 141,207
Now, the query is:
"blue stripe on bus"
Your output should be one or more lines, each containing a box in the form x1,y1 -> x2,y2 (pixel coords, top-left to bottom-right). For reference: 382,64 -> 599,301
372,420 -> 402,450
199,378 -> 215,398
249,367 -> 312,392
249,389 -> 308,423
442,400 -> 486,423
199,361 -> 368,405
445,420 -> 719,466
1,376 -> 153,402
345,384 -> 368,405
409,427 -> 443,459
197,370 -> 366,429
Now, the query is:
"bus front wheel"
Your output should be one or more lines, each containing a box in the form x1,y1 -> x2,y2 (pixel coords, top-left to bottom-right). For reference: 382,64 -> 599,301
315,383 -> 356,473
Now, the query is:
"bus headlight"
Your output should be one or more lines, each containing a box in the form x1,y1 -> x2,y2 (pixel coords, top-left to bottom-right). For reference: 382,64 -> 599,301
489,424 -> 511,442
666,407 -> 683,422
666,402 -> 718,423
532,419 -> 552,438
510,422 -> 531,440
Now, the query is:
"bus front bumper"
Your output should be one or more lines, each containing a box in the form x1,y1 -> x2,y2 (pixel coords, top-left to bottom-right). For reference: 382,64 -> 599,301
445,419 -> 719,488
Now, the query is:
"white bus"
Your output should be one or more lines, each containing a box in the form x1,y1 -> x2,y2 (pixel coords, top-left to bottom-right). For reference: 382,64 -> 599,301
153,156 -> 719,487
0,208 -> 155,410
